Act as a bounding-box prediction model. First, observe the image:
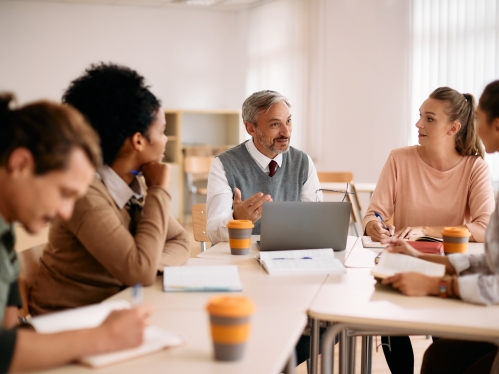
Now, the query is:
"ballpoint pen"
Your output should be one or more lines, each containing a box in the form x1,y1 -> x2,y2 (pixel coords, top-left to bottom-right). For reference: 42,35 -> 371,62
374,211 -> 393,237
130,169 -> 142,177
132,284 -> 143,306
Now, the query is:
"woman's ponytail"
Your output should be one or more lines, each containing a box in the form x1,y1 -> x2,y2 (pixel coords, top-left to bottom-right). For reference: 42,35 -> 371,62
429,87 -> 484,158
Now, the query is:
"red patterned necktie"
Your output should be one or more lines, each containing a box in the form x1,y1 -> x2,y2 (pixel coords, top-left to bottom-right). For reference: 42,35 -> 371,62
269,160 -> 278,177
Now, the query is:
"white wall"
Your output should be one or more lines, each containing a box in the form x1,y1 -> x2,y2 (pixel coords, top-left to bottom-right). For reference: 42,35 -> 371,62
0,0 -> 412,188
0,1 -> 246,110
310,0 -> 412,183
240,0 -> 412,186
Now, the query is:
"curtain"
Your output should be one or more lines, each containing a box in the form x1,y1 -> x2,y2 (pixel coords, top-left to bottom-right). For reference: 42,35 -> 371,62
411,0 -> 499,182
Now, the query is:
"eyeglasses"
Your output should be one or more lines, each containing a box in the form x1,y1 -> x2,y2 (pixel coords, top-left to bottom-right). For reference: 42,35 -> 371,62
316,183 -> 355,202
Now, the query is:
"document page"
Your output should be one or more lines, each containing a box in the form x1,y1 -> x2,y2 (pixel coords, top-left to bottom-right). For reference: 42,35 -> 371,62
163,265 -> 243,292
371,252 -> 445,279
30,300 -> 130,333
262,258 -> 345,275
259,248 -> 335,262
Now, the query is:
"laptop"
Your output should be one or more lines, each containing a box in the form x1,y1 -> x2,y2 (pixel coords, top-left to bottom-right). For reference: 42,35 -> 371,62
258,201 -> 351,252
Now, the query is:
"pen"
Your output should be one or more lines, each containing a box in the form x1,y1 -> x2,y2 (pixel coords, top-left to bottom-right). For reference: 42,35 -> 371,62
374,211 -> 393,237
130,169 -> 142,177
272,257 -> 313,260
374,252 -> 382,264
132,284 -> 142,306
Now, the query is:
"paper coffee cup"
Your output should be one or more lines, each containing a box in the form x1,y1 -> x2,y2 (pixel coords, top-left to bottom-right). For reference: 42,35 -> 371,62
227,220 -> 254,255
206,296 -> 255,361
441,227 -> 470,253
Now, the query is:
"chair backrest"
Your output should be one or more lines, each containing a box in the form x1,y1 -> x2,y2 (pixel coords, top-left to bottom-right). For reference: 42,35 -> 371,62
317,171 -> 363,236
317,171 -> 353,183
17,243 -> 45,318
184,156 -> 214,175
192,204 -> 210,252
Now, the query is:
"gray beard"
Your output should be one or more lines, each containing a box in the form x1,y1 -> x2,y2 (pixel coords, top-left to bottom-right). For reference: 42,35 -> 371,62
257,134 -> 290,155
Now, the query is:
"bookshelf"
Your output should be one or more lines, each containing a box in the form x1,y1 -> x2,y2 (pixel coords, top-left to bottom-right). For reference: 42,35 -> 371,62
163,110 -> 243,220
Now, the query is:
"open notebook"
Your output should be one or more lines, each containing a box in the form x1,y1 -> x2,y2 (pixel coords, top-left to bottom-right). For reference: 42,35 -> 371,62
30,300 -> 184,368
258,249 -> 346,275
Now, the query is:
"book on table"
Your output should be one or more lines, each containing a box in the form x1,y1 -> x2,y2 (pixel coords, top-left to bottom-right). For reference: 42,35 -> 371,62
408,235 -> 443,242
29,300 -> 184,368
371,252 -> 445,280
407,241 -> 444,255
162,265 -> 243,292
259,249 -> 346,275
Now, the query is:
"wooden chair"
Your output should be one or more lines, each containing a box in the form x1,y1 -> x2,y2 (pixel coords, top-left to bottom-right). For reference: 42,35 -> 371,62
17,243 -> 45,319
184,155 -> 214,214
317,171 -> 363,236
192,203 -> 210,252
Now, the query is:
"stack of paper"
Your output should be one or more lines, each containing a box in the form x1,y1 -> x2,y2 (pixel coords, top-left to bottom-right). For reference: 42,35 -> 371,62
30,300 -> 184,368
259,249 -> 346,275
162,265 -> 243,292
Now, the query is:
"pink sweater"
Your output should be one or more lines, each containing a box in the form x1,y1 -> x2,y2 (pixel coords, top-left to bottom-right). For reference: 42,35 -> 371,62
362,146 -> 495,242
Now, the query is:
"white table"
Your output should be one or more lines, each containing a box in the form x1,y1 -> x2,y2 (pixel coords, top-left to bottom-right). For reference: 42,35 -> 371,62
36,309 -> 307,374
37,255 -> 306,374
198,235 -> 359,374
308,242 -> 499,374
36,236 -> 359,374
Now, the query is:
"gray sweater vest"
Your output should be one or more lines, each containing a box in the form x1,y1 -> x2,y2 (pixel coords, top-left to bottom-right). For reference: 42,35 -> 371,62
218,140 -> 309,234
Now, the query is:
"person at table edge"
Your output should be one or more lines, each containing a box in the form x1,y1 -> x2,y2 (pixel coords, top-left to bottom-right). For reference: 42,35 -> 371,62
206,90 -> 321,245
0,93 -> 152,373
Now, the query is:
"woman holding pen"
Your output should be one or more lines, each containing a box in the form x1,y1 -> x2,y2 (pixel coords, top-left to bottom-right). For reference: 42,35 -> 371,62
363,87 -> 494,242
381,79 -> 499,374
362,87 -> 495,373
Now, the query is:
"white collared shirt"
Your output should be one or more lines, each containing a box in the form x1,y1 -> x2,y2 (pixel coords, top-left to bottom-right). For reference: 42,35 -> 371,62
206,138 -> 321,244
97,165 -> 144,209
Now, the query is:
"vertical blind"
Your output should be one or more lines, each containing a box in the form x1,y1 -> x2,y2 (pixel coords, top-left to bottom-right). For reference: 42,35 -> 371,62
411,0 -> 499,182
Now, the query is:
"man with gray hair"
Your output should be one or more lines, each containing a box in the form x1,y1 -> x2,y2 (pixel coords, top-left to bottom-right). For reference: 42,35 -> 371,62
206,90 -> 321,244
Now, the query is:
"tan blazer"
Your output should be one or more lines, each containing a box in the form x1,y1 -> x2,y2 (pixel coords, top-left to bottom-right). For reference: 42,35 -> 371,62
29,178 -> 190,315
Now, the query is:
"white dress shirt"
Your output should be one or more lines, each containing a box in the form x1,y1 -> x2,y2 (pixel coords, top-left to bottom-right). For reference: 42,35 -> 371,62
206,138 -> 322,244
97,165 -> 144,209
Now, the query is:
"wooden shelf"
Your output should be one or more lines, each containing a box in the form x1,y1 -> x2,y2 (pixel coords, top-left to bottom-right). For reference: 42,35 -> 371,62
163,110 -> 243,220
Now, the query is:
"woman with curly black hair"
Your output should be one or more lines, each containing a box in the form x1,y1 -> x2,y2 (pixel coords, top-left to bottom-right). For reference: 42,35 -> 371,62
29,63 -> 190,315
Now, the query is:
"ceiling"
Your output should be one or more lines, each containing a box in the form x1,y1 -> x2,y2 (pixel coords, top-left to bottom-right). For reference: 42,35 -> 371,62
11,0 -> 275,11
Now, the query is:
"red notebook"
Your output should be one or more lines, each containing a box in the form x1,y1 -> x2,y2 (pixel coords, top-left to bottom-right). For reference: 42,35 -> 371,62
407,241 -> 444,255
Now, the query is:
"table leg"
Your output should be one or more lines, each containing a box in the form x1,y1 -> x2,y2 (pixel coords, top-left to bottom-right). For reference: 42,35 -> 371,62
348,334 -> 356,374
284,349 -> 297,374
339,330 -> 348,374
321,323 -> 347,374
360,336 -> 373,374
310,318 -> 320,374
